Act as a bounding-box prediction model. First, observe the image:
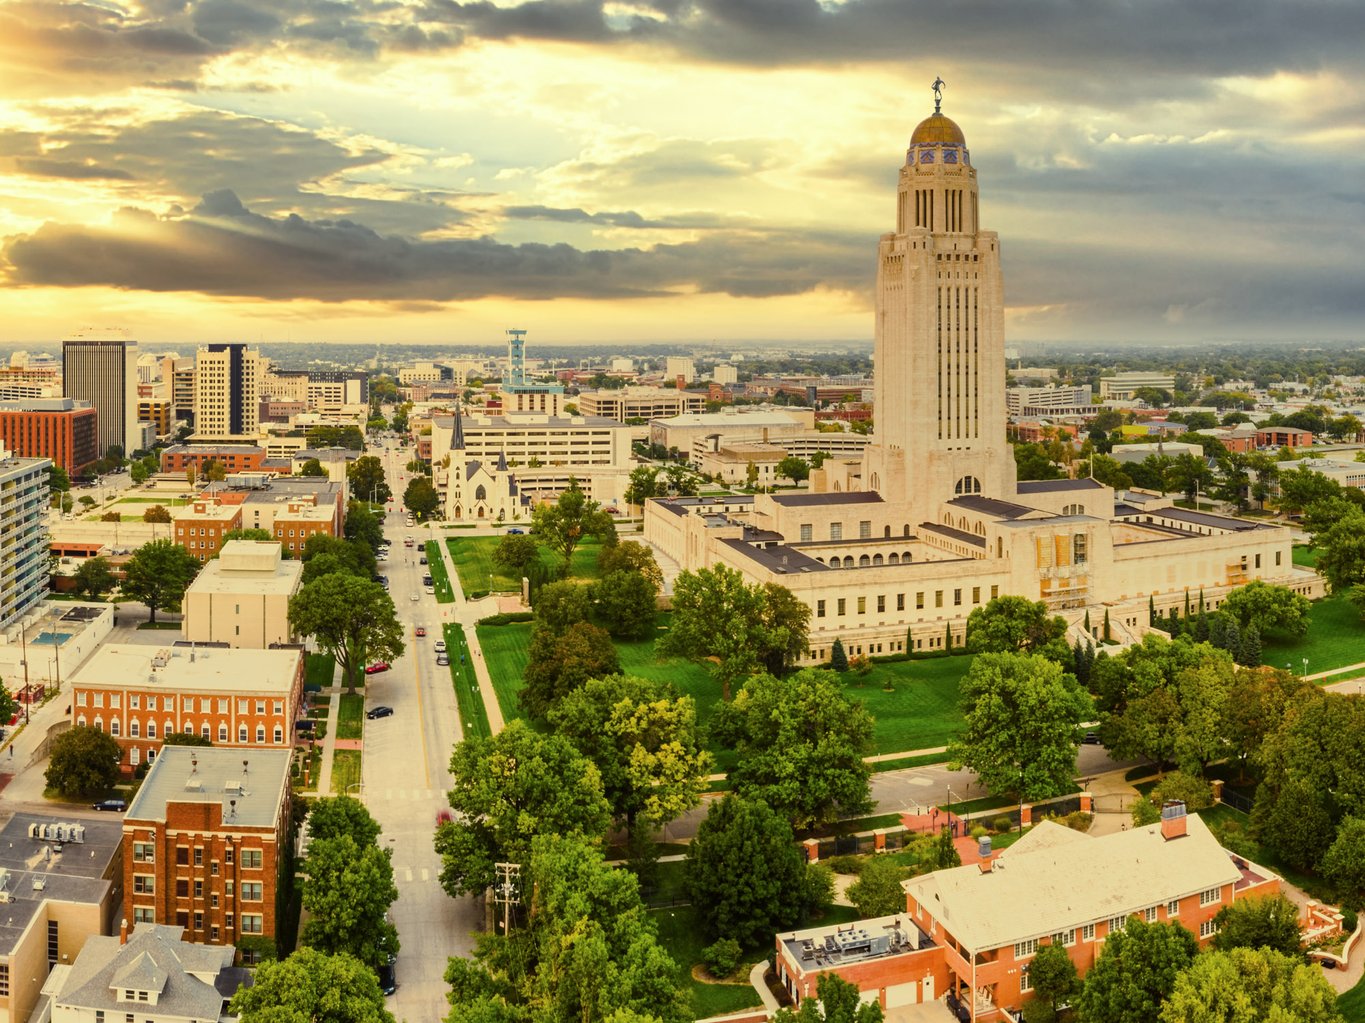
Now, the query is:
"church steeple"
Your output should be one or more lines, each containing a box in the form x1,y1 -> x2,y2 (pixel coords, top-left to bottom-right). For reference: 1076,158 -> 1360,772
452,398 -> 465,451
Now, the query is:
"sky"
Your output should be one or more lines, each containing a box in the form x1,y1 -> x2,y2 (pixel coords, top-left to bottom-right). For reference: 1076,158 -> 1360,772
0,1 -> 1362,348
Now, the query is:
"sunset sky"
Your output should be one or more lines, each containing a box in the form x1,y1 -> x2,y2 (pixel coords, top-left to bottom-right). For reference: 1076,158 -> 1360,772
0,0 -> 1362,347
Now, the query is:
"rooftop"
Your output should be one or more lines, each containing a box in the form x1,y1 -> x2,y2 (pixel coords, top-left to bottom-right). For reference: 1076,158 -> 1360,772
903,815 -> 1246,952
720,538 -> 829,575
652,410 -> 805,428
127,747 -> 292,830
781,914 -> 935,973
770,490 -> 884,508
1016,478 -> 1108,494
0,813 -> 123,956
187,542 -> 302,596
70,644 -> 302,694
948,495 -> 1039,520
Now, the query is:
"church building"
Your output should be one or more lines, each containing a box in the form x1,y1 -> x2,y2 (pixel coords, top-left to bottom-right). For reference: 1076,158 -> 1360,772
645,92 -> 1321,661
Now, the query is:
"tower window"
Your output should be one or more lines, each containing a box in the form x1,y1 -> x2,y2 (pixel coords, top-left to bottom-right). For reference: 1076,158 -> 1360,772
954,475 -> 982,496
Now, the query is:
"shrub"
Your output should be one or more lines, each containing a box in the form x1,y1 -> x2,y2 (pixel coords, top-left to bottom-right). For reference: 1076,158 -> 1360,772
476,611 -> 536,626
1060,811 -> 1094,832
1343,908 -> 1359,935
823,855 -> 864,875
702,938 -> 743,979
993,815 -> 1013,833
970,824 -> 988,840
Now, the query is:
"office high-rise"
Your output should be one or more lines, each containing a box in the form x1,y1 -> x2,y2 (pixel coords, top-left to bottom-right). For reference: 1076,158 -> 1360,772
62,329 -> 139,458
193,344 -> 266,441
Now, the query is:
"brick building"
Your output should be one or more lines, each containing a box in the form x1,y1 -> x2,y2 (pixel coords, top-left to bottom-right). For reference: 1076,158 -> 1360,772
172,500 -> 243,562
776,805 -> 1281,1019
137,398 -> 173,437
159,445 -> 268,475
68,644 -> 304,771
0,398 -> 99,473
123,747 -> 292,954
272,501 -> 336,554
1258,427 -> 1313,449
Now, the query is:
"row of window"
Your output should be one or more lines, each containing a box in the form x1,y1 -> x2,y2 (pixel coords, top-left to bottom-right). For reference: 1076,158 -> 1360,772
133,843 -> 263,869
1015,898 -> 1223,960
131,875 -> 263,901
77,693 -> 284,715
77,717 -> 285,744
816,585 -> 1000,618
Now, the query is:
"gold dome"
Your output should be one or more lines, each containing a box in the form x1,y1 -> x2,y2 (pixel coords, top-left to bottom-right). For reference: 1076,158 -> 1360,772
910,113 -> 966,147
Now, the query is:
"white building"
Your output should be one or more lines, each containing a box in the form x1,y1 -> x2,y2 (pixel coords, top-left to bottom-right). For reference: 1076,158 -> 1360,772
193,345 -> 267,441
712,364 -> 739,385
182,541 -> 303,648
1006,385 -> 1094,418
0,444 -> 51,630
578,386 -> 706,422
1099,372 -> 1177,401
665,357 -> 696,383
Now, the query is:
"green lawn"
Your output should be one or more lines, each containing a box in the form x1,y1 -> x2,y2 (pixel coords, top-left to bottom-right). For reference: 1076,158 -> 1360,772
1340,975 -> 1365,1023
443,624 -> 492,741
1263,593 -> 1365,674
425,541 -> 454,603
1293,545 -> 1319,568
447,536 -> 608,594
330,749 -> 362,795
475,619 -> 970,762
649,905 -> 765,1018
305,654 -> 335,688
336,694 -> 364,740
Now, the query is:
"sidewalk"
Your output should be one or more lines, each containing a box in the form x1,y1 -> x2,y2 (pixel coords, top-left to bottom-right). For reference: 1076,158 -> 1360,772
434,529 -> 506,734
0,685 -> 78,805
312,667 -> 344,795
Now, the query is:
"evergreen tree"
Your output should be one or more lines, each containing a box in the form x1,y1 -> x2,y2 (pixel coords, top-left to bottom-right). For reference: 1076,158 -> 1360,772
1148,595 -> 1156,627
1072,639 -> 1088,685
1183,589 -> 1191,618
1239,623 -> 1262,668
905,626 -> 914,656
944,623 -> 953,653
1168,606 -> 1180,633
1103,608 -> 1112,643
1193,611 -> 1210,643
1198,588 -> 1206,613
1084,609 -> 1092,636
830,637 -> 848,672
1209,613 -> 1227,650
1224,618 -> 1243,664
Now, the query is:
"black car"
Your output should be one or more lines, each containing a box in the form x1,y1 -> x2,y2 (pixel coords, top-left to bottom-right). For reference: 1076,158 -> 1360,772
366,705 -> 394,720
377,954 -> 397,995
92,799 -> 127,812
419,555 -> 428,564
1082,731 -> 1102,745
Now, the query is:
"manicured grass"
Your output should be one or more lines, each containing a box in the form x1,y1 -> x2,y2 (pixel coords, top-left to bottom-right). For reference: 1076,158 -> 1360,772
475,620 -> 971,761
1339,974 -> 1365,1023
336,694 -> 364,740
424,541 -> 454,603
330,749 -> 362,794
305,654 -> 335,688
871,751 -> 949,773
447,536 -> 608,594
443,623 -> 491,741
649,906 -> 764,1018
136,621 -> 181,630
1293,545 -> 1319,568
1263,593 -> 1365,674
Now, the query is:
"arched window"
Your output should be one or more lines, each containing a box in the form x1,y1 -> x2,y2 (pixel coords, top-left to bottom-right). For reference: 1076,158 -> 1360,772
888,553 -> 900,565
475,484 -> 487,502
256,725 -> 265,743
903,551 -> 913,562
954,475 -> 982,496
859,554 -> 871,567
873,554 -> 884,566
76,715 -> 87,728
903,524 -> 911,537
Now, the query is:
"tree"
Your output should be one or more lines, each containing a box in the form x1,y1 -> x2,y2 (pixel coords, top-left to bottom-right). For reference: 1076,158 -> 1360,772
45,726 -> 120,797
1278,465 -> 1342,516
775,455 -> 810,485
591,569 -> 659,639
203,459 -> 226,483
288,574 -> 404,693
229,948 -> 395,1023
548,675 -> 710,834
531,479 -> 615,573
298,457 -> 328,477
965,596 -> 1070,660
347,455 -> 391,504
1315,509 -> 1365,593
597,540 -> 664,591
308,795 -> 383,847
773,973 -> 884,1023
1074,918 -> 1198,1023
445,833 -> 690,1023
71,556 -> 116,600
301,533 -> 375,581
532,580 -> 593,637
947,653 -> 1091,801
624,466 -> 660,507
845,856 -> 908,918
684,795 -> 820,945
713,670 -> 874,829
120,539 -> 201,623
344,501 -> 385,554
99,509 -> 121,522
1029,941 -> 1079,1019
918,825 -> 962,872
493,533 -> 541,574
48,464 -> 71,496
1319,816 -> 1365,909
403,476 -> 439,521
1224,667 -> 1316,781
520,620 -> 621,720
659,565 -> 810,700
303,833 -> 399,968
1159,947 -> 1342,1023
1211,893 -> 1304,955
1220,581 -> 1311,640
162,731 -> 212,747
137,504 -> 170,523
830,637 -> 849,672
434,722 -> 612,897
220,527 -> 277,548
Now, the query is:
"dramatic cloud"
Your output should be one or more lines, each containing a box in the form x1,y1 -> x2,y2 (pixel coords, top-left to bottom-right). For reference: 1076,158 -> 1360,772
1,190 -> 868,302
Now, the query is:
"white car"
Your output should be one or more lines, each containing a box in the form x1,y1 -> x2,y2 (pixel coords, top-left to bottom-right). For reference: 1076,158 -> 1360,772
409,592 -> 419,602
434,640 -> 446,653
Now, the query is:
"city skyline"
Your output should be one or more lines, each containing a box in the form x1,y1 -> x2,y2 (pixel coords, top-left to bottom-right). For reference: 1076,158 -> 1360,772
0,1 -> 1362,346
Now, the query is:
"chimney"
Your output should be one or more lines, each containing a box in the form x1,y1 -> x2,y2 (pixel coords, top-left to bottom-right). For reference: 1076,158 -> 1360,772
1160,800 -> 1187,840
675,374 -> 686,391
120,918 -> 128,945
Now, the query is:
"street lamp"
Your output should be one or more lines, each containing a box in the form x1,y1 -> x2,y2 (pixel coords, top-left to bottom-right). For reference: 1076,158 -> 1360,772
1302,657 -> 1309,677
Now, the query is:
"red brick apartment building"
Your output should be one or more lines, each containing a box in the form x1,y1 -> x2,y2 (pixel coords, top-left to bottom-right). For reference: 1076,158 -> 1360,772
776,804 -> 1282,1019
123,747 -> 292,955
0,398 -> 99,473
68,644 -> 304,771
160,444 -> 268,474
172,499 -> 243,561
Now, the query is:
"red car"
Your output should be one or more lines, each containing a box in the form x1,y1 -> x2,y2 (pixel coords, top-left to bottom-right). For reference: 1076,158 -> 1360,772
414,626 -> 427,637
364,662 -> 390,675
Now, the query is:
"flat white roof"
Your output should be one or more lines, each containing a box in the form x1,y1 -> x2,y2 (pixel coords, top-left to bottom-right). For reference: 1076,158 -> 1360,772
127,747 -> 291,828
187,551 -> 302,597
70,645 -> 301,694
903,815 -> 1244,952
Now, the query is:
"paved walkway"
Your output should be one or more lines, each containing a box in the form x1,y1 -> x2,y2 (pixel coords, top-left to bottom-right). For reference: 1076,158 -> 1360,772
747,961 -> 780,1014
434,528 -> 506,733
313,666 -> 344,795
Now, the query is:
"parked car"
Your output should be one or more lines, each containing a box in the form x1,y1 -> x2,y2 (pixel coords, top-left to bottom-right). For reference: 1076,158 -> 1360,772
365,662 -> 390,675
404,537 -> 414,547
419,555 -> 427,564
436,654 -> 449,666
92,799 -> 127,812
377,953 -> 397,995
414,626 -> 427,637
434,640 -> 446,653
507,528 -> 524,534
1082,731 -> 1102,745
366,705 -> 394,720
409,592 -> 419,601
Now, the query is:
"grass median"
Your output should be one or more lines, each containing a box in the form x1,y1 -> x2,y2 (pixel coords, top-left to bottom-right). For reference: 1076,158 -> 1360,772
444,623 -> 491,741
425,540 -> 454,602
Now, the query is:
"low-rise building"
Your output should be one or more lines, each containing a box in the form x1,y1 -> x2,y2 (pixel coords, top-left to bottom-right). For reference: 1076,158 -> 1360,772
160,446 -> 268,475
1005,385 -> 1094,418
649,408 -> 817,460
0,813 -> 124,1023
0,399 -> 99,474
172,500 -> 243,562
209,478 -> 346,536
1259,427 -> 1313,449
122,748 -> 293,955
777,806 -> 1279,1018
45,923 -> 247,1023
182,541 -> 303,648
69,643 -> 304,770
1098,372 -> 1176,401
577,386 -> 706,422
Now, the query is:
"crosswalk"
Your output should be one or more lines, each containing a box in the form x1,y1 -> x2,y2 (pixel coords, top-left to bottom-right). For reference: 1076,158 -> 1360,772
372,787 -> 447,801
397,867 -> 434,883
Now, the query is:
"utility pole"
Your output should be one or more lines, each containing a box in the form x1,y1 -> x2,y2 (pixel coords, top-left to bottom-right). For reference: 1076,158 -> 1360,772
494,862 -> 521,936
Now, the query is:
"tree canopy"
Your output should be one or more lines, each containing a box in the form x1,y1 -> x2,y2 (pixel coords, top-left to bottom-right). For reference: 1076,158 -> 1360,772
1074,918 -> 1198,1023
947,652 -> 1091,800
658,565 -> 810,699
520,620 -> 621,721
302,834 -> 399,969
288,573 -> 404,692
71,556 -> 116,600
120,539 -> 201,623
403,475 -> 440,520
435,721 -> 612,897
45,726 -> 121,797
1211,893 -> 1304,956
965,595 -> 1071,661
773,973 -> 883,1023
712,669 -> 874,829
531,479 -> 616,572
229,948 -> 395,1023
1159,947 -> 1343,1023
1219,581 -> 1311,639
